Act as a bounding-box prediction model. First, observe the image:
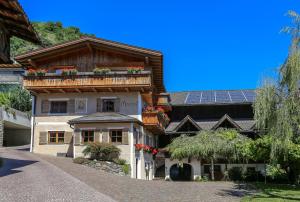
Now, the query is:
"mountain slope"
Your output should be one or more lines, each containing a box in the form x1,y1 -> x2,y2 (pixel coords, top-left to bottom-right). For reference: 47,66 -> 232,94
10,21 -> 93,57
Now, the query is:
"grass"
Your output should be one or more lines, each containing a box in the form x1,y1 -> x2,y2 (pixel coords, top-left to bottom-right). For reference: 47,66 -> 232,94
242,182 -> 300,202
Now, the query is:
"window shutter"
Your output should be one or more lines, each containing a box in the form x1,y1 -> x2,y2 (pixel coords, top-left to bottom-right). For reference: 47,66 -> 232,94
122,128 -> 129,145
95,129 -> 101,142
96,98 -> 102,112
73,129 -> 81,145
115,98 -> 120,112
64,132 -> 73,144
39,132 -> 47,145
41,100 -> 50,113
68,99 -> 75,114
102,129 -> 109,143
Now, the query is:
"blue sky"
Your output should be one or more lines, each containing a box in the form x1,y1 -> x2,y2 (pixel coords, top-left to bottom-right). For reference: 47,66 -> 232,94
20,0 -> 300,92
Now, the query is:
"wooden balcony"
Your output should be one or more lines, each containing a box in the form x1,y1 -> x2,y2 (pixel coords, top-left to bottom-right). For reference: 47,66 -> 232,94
23,71 -> 152,94
142,111 -> 170,135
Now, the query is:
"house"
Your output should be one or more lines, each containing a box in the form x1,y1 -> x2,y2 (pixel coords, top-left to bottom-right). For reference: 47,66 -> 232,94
157,90 -> 264,181
0,0 -> 41,147
15,36 -> 171,180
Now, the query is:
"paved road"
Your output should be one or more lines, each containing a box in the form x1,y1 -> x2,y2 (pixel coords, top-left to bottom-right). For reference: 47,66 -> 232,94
0,147 -> 115,202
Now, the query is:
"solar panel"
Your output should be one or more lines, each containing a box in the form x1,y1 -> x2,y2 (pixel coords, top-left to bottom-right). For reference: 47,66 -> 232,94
216,91 -> 231,103
185,92 -> 202,104
201,91 -> 214,103
243,90 -> 256,102
229,91 -> 246,102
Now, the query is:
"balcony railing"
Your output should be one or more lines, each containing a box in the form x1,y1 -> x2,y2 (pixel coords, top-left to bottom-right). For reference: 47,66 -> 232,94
142,111 -> 170,134
23,71 -> 152,93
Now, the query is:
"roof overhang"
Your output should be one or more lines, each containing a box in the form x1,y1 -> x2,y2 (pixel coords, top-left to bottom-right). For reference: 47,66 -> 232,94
15,36 -> 165,92
0,0 -> 41,44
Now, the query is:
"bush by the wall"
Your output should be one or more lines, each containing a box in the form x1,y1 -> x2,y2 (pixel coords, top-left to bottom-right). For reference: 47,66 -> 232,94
122,164 -> 130,175
82,142 -> 120,161
228,167 -> 243,181
113,158 -> 126,165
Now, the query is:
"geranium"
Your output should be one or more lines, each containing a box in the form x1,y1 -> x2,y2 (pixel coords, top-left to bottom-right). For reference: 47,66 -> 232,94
27,69 -> 36,76
134,144 -> 158,156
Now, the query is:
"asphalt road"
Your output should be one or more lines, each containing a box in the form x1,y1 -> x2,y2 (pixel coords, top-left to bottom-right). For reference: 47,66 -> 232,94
0,147 -> 115,202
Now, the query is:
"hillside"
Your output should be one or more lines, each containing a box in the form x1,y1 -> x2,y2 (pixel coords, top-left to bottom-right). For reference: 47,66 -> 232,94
10,21 -> 93,57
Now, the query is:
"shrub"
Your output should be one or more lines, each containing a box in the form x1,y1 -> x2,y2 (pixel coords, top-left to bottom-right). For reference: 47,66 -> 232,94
113,158 -> 127,165
82,142 -> 120,161
266,165 -> 289,183
122,164 -> 130,175
228,167 -> 243,181
244,169 -> 264,182
73,157 -> 89,164
93,68 -> 111,75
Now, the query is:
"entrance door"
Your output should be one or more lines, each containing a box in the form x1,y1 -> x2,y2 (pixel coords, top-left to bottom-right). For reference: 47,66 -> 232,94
170,163 -> 192,181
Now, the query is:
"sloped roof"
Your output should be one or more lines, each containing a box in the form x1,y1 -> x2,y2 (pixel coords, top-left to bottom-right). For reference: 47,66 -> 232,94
169,90 -> 256,106
211,114 -> 242,130
0,0 -> 40,44
68,112 -> 141,124
173,115 -> 202,131
166,117 -> 255,133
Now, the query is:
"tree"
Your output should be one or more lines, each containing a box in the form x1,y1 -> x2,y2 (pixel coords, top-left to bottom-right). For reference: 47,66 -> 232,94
254,10 -> 300,183
0,86 -> 31,112
168,129 -> 252,180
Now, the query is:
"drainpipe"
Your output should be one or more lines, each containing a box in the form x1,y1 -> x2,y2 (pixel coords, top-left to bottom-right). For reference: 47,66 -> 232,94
30,95 -> 36,152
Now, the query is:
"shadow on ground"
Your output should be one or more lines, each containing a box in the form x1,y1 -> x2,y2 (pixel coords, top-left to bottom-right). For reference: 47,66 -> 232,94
0,157 -> 38,177
216,183 -> 258,198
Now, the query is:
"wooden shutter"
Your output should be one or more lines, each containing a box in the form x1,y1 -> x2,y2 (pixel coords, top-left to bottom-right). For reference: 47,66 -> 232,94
102,129 -> 109,143
73,129 -> 81,145
95,129 -> 101,142
68,99 -> 75,114
122,128 -> 129,145
39,132 -> 48,145
115,98 -> 120,112
64,132 -> 73,144
96,98 -> 102,112
41,100 -> 50,113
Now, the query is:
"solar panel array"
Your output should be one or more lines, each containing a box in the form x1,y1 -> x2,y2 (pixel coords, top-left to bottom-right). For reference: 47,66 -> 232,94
185,90 -> 256,104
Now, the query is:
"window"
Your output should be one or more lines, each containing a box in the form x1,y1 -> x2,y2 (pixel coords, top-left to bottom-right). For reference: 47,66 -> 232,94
102,99 -> 115,112
75,98 -> 87,113
111,130 -> 122,143
48,131 -> 64,144
82,130 -> 94,143
50,101 -> 67,113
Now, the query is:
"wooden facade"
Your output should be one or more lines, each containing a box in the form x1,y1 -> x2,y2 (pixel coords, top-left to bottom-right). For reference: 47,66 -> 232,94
16,36 -> 169,134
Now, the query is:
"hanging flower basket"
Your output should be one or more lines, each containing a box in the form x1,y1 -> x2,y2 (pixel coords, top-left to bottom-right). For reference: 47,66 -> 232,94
134,144 -> 159,156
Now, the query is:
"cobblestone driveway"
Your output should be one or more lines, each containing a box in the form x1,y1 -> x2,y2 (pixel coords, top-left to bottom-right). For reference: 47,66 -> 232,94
1,147 -> 251,202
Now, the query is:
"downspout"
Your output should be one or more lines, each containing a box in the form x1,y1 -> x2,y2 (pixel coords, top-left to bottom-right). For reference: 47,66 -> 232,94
30,95 -> 36,153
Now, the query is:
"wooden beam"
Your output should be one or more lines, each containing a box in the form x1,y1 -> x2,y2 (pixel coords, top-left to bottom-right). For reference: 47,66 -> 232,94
87,43 -> 93,53
141,87 -> 145,93
28,59 -> 37,67
43,89 -> 50,94
75,88 -> 81,93
108,88 -> 113,92
145,57 -> 149,65
59,89 -> 65,93
92,88 -> 97,92
125,88 -> 129,92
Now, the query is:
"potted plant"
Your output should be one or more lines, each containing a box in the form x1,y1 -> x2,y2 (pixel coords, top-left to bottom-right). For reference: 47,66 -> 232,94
127,67 -> 143,74
36,69 -> 47,76
26,69 -> 36,76
61,69 -> 69,76
93,67 -> 111,75
69,69 -> 78,76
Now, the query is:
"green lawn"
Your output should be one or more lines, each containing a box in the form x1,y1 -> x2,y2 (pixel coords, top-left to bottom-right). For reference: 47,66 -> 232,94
242,183 -> 300,202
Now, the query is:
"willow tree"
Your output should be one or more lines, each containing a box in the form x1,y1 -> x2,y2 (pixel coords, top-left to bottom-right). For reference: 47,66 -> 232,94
168,129 -> 252,180
254,10 -> 300,183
